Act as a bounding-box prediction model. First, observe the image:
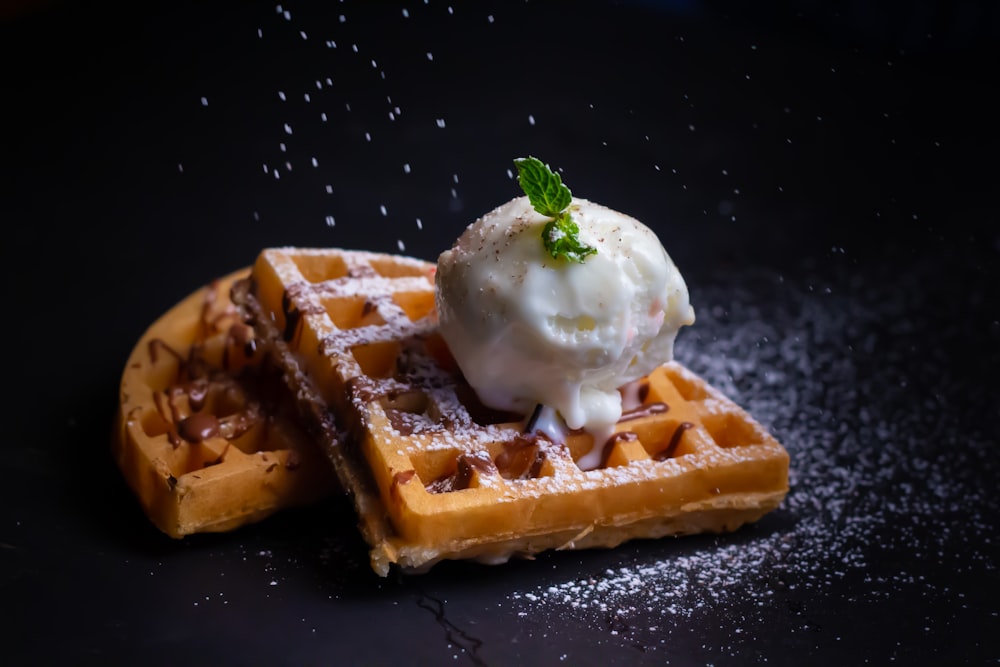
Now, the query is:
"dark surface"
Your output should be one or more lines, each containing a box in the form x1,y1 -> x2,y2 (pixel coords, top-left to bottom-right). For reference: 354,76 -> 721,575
3,1 -> 999,664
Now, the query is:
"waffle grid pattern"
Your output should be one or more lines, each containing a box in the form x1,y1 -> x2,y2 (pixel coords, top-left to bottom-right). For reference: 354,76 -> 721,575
114,269 -> 336,538
237,248 -> 789,575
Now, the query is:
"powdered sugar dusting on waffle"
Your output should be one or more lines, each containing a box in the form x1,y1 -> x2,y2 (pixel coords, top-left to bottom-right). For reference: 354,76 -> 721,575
267,247 -> 437,351
236,248 -> 789,575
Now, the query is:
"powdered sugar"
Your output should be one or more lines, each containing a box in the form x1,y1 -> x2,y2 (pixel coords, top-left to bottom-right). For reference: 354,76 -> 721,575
505,257 -> 998,653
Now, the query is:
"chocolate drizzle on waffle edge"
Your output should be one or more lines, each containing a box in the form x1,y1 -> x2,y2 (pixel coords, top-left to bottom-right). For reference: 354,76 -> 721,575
114,269 -> 337,539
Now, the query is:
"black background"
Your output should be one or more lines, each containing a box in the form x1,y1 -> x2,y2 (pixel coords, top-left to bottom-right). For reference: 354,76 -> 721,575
3,1 -> 998,664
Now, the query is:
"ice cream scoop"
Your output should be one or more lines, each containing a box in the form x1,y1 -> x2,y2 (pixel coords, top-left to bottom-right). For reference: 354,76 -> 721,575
435,193 -> 695,468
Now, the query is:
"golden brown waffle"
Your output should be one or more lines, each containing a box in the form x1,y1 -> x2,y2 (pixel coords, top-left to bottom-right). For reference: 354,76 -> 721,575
233,247 -> 789,576
113,269 -> 337,538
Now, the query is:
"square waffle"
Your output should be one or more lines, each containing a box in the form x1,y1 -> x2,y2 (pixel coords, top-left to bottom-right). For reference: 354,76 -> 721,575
114,269 -> 337,538
233,247 -> 790,576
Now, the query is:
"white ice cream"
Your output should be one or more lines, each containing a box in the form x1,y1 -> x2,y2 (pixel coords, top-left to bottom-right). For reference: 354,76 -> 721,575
435,196 -> 695,467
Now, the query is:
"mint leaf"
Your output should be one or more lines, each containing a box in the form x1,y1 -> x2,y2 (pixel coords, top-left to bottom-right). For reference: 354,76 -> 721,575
543,213 -> 598,263
513,156 -> 596,263
514,156 -> 572,216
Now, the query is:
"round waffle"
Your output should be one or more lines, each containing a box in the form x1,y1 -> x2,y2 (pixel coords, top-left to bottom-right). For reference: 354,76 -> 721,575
113,269 -> 337,538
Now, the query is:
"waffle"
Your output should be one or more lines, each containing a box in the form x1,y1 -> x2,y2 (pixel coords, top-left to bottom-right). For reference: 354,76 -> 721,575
233,247 -> 790,576
113,268 -> 336,538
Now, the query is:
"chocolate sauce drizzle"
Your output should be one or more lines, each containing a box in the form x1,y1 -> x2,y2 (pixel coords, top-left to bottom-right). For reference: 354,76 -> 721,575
393,469 -> 417,486
426,452 -> 495,494
636,380 -> 651,404
600,431 -> 639,468
144,281 -> 276,450
178,413 -> 220,443
523,404 -> 544,433
281,290 -> 303,344
495,432 -> 550,480
656,421 -> 694,461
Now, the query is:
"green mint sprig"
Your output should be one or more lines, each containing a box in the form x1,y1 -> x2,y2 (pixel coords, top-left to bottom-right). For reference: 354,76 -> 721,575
514,156 -> 596,263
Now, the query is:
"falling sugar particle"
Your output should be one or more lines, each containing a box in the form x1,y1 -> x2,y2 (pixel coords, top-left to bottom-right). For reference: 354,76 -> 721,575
380,205 -> 387,216
283,123 -> 293,135
397,240 -> 406,252
403,163 -> 411,174
416,218 -> 423,230
528,114 -> 536,125
311,157 -> 318,167
325,216 -> 335,227
427,52 -> 434,61
436,119 -> 446,128
325,185 -> 333,194
278,91 -> 286,101
177,164 -> 184,173
200,96 -> 208,106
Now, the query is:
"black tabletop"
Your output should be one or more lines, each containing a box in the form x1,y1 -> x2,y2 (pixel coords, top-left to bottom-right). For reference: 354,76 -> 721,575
4,1 -> 998,664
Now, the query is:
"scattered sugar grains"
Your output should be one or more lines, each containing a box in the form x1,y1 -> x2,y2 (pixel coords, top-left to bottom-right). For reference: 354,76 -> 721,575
508,263 -> 997,643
